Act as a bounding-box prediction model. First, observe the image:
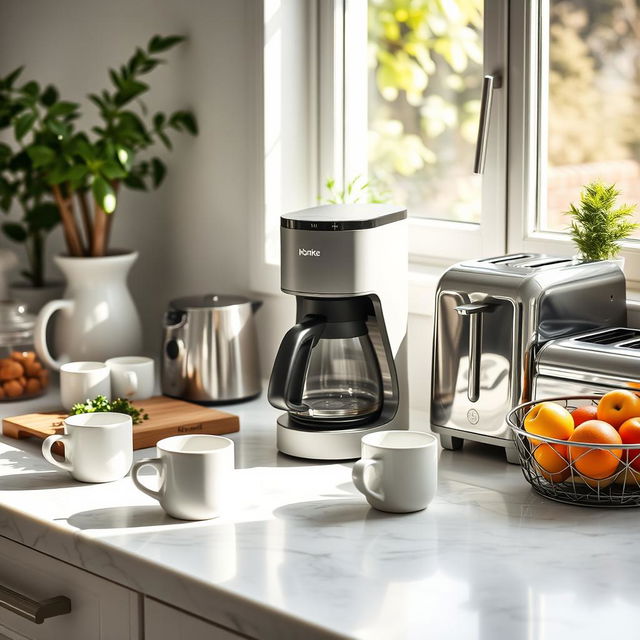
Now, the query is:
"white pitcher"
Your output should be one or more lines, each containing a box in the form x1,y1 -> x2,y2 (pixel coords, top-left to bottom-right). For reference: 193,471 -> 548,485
35,252 -> 143,370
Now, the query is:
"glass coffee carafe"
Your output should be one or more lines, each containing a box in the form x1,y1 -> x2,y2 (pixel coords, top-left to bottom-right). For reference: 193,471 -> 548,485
295,333 -> 382,424
268,299 -> 384,428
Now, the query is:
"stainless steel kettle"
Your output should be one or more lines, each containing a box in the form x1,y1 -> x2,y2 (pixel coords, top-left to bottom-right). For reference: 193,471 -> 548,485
161,294 -> 262,404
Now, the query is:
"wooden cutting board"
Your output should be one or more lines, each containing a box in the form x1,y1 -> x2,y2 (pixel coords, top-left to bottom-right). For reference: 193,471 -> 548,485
2,395 -> 239,452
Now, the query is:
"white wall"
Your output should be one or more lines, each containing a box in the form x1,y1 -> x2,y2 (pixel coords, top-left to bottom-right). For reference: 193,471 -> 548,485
0,0 -> 432,414
0,0 -> 259,347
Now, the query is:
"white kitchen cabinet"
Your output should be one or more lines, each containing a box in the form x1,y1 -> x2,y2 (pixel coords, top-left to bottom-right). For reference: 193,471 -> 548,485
0,535 -> 141,640
145,598 -> 252,640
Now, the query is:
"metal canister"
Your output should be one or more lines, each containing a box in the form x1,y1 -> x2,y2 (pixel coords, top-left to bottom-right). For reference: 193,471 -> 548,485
161,294 -> 262,404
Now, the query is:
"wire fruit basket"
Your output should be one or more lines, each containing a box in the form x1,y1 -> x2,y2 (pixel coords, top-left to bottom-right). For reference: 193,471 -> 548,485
507,395 -> 640,507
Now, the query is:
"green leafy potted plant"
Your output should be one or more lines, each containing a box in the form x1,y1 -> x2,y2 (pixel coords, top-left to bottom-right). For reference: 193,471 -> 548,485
567,181 -> 638,267
0,34 -> 198,365
0,84 -> 64,309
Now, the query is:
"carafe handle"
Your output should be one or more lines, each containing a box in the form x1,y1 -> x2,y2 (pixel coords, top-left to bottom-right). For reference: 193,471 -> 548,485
268,316 -> 325,412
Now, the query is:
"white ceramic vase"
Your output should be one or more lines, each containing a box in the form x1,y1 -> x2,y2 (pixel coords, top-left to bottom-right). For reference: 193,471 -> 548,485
34,252 -> 143,370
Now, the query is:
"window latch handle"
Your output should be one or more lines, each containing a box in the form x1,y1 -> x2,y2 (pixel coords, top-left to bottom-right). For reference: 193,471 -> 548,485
473,73 -> 503,175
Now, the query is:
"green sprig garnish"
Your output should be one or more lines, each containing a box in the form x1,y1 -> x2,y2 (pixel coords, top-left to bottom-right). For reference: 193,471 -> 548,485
69,395 -> 149,424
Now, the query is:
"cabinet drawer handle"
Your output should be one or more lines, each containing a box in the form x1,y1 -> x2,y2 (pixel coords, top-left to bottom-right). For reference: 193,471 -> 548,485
0,584 -> 71,624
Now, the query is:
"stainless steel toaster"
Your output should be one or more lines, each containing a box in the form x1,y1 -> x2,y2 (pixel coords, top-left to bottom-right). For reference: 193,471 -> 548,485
430,254 -> 627,462
534,327 -> 640,398
161,294 -> 262,404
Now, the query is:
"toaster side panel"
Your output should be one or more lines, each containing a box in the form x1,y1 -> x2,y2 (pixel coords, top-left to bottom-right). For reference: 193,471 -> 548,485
536,269 -> 627,341
431,290 -> 516,439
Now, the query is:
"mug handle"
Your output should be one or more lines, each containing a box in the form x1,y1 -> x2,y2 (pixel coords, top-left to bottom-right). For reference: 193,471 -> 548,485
42,434 -> 73,473
131,458 -> 164,500
352,458 -> 385,503
124,371 -> 138,397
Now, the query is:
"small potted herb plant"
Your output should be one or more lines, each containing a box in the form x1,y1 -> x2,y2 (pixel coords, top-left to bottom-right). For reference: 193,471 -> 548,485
320,176 -> 389,204
567,181 -> 638,267
0,34 -> 198,364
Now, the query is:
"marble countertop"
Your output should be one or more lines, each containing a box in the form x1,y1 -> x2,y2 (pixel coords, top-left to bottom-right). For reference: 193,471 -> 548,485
0,390 -> 638,640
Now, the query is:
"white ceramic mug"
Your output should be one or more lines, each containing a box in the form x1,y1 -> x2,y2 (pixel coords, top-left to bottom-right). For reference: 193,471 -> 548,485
352,430 -> 438,513
42,412 -> 133,483
131,435 -> 234,520
60,361 -> 111,410
106,356 -> 155,400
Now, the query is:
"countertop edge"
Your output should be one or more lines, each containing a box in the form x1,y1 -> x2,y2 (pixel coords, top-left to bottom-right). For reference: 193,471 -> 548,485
0,501 -> 350,640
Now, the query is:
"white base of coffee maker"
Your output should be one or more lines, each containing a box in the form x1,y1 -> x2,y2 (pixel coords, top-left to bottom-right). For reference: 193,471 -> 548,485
276,414 -> 392,461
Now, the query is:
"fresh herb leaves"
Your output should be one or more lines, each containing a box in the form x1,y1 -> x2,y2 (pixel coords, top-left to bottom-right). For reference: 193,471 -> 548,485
69,395 -> 149,424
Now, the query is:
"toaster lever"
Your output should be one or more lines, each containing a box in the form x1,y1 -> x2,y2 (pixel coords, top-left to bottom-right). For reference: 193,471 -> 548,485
454,303 -> 493,316
455,303 -> 495,403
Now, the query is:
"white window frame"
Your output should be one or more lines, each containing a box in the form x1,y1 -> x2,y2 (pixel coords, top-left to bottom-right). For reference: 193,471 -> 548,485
250,0 -> 319,294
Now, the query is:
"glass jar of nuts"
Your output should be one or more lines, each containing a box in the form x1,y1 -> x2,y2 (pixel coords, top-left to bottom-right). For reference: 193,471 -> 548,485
0,301 -> 49,400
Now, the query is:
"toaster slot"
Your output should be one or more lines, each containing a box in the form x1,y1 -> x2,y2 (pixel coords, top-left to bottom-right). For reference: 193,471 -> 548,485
515,257 -> 573,269
576,328 -> 640,345
479,253 -> 532,265
624,340 -> 640,350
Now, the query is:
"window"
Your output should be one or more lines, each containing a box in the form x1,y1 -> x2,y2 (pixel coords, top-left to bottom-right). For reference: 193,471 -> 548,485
367,0 -> 483,224
340,1 -> 640,278
509,1 -> 640,282
537,0 -> 640,236
253,1 -> 640,294
539,1 -> 640,238
339,0 -> 509,263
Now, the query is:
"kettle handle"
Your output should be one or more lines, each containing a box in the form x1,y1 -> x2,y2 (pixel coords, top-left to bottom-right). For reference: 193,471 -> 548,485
251,299 -> 263,314
268,315 -> 325,413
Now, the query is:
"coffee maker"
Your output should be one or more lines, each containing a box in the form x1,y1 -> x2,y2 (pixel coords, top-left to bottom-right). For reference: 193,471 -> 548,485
268,204 -> 409,460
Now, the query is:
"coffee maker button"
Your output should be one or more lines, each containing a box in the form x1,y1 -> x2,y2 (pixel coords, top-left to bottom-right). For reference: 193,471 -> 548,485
165,339 -> 181,360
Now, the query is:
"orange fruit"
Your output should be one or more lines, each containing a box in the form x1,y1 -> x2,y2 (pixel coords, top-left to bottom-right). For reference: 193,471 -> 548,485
533,443 -> 570,482
524,402 -> 574,445
571,405 -> 598,427
571,473 -> 616,489
597,390 -> 640,430
618,417 -> 640,471
568,420 -> 622,480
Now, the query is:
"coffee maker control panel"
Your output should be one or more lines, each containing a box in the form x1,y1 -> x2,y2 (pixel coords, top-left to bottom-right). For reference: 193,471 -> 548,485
282,205 -> 406,232
280,204 -> 407,297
